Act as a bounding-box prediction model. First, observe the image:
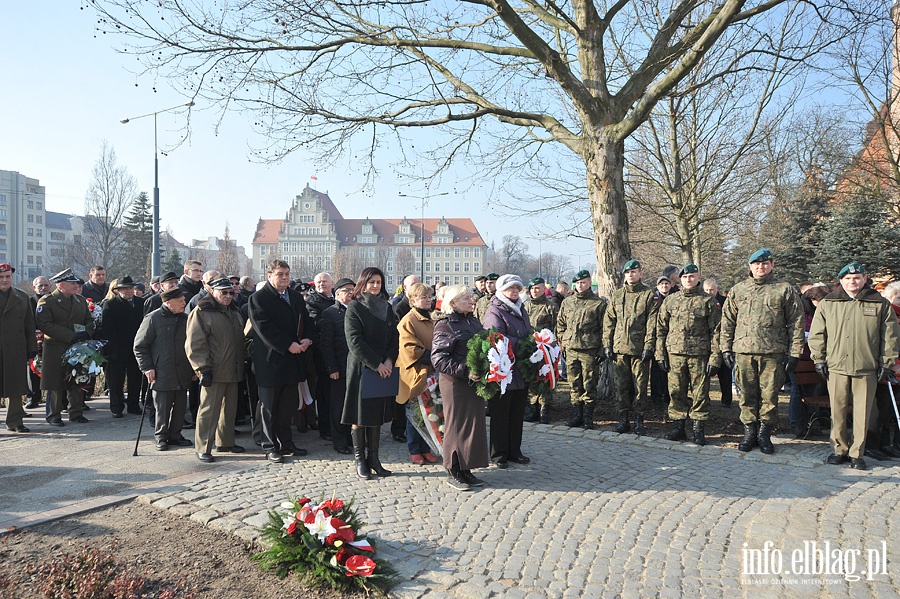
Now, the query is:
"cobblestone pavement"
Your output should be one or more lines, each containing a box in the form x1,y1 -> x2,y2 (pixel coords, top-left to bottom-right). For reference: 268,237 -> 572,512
133,422 -> 899,599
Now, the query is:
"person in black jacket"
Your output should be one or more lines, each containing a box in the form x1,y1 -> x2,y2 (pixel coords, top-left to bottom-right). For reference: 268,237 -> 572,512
81,266 -> 109,303
320,277 -> 355,454
248,260 -> 315,463
101,276 -> 145,417
305,272 -> 337,440
133,288 -> 194,451
178,260 -> 204,304
342,267 -> 400,480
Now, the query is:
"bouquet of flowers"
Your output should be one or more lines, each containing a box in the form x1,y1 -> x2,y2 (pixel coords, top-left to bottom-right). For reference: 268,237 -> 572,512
29,330 -> 44,377
86,298 -> 103,328
516,329 -> 562,396
406,373 -> 444,456
466,329 -> 515,400
254,495 -> 396,594
63,340 -> 107,390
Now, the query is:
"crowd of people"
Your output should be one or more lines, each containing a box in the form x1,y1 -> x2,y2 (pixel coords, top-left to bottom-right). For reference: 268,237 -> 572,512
2,247 -> 899,493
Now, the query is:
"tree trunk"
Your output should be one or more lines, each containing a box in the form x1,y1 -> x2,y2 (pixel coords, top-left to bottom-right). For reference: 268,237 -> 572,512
586,130 -> 631,297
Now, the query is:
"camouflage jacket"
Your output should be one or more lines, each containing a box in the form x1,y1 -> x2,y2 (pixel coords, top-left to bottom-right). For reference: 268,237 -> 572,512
656,285 -> 721,365
557,290 -> 607,351
720,272 -> 804,357
475,291 -> 494,322
524,294 -> 559,335
603,281 -> 657,355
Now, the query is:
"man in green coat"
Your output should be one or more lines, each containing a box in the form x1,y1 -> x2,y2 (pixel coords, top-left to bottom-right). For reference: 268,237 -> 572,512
656,264 -> 721,445
475,273 -> 499,322
603,259 -> 657,435
0,263 -> 38,432
720,249 -> 804,454
808,263 -> 900,470
557,270 -> 607,429
35,269 -> 95,426
524,277 -> 561,423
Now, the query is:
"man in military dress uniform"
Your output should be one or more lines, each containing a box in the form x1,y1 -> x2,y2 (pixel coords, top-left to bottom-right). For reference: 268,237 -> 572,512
603,259 -> 657,435
0,263 -> 38,432
36,269 -> 95,426
475,273 -> 499,322
556,270 -> 607,429
720,249 -> 804,454
656,264 -> 721,445
808,263 -> 900,470
524,276 -> 561,423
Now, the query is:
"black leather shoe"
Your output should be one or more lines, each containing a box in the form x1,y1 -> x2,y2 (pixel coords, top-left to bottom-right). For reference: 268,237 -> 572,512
849,458 -> 867,470
70,415 -> 90,423
126,406 -> 143,415
82,403 -> 91,411
509,455 -> 531,465
495,460 -> 509,469
282,445 -> 308,457
47,418 -> 65,427
169,437 -> 193,447
881,445 -> 900,459
825,453 -> 848,465
197,452 -> 214,463
112,412 -> 123,419
216,445 -> 245,453
155,440 -> 169,451
266,451 -> 284,464
24,400 -> 38,409
7,425 -> 30,433
334,446 -> 353,455
392,433 -> 407,443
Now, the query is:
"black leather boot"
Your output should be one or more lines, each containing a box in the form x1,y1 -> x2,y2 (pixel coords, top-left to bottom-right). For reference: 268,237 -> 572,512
738,422 -> 758,452
664,420 -> 686,441
613,411 -> 630,433
565,403 -> 584,428
583,403 -> 595,430
365,427 -> 392,477
539,405 -> 550,424
351,428 -> 371,480
758,422 -> 774,454
633,413 -> 645,436
524,402 -> 540,423
692,420 -> 706,446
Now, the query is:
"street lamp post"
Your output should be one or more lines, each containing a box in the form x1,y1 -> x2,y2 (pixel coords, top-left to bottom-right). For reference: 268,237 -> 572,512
120,101 -> 194,278
398,191 -> 449,281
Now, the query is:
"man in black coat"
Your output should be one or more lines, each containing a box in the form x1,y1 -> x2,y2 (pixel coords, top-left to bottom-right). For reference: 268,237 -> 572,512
319,277 -> 355,454
81,266 -> 109,303
26,276 -> 51,409
101,276 -> 145,416
143,271 -> 180,316
248,259 -> 315,463
178,260 -> 204,304
305,272 -> 336,440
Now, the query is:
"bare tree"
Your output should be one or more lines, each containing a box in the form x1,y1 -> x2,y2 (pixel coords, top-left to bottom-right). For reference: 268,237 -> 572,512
484,235 -> 529,275
394,248 -> 416,280
80,141 -> 137,274
92,0 -> 853,293
218,223 -> 241,277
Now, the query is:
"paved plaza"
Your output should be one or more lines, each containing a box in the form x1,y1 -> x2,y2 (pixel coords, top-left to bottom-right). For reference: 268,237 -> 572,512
1,398 -> 898,598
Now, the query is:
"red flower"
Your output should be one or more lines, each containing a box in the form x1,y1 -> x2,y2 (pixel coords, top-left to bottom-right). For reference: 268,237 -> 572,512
303,509 -> 318,524
325,518 -> 355,545
297,497 -> 311,507
286,520 -> 298,535
344,554 -> 377,577
321,498 -> 344,513
334,549 -> 352,565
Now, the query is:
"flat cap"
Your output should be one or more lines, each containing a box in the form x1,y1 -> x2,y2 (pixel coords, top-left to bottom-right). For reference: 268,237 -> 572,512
334,277 -> 355,290
161,288 -> 184,302
160,271 -> 178,283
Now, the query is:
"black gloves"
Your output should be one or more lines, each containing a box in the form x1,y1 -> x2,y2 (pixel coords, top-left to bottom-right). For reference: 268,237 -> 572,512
722,352 -> 735,370
784,356 -> 799,373
640,349 -> 653,363
604,347 -> 615,362
707,364 -> 719,377
814,363 -> 829,381
659,358 -> 669,373
199,371 -> 214,387
71,331 -> 90,343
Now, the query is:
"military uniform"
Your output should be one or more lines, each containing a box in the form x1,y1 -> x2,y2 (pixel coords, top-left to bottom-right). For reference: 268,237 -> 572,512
523,290 -> 560,418
656,277 -> 721,443
0,263 -> 38,432
557,285 -> 606,428
603,271 -> 657,433
720,250 -> 803,454
475,273 -> 499,322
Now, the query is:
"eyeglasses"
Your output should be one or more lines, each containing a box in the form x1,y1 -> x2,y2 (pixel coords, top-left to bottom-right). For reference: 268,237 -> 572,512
217,290 -> 235,296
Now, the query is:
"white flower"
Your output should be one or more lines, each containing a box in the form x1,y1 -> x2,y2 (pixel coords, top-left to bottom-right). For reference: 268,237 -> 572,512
304,509 -> 336,542
529,349 -> 544,364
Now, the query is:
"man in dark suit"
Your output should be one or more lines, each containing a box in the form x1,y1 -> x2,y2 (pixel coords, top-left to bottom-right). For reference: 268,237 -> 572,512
81,266 -> 109,303
319,277 -> 355,454
101,276 -> 145,417
25,276 -> 51,409
248,259 -> 315,463
0,263 -> 38,433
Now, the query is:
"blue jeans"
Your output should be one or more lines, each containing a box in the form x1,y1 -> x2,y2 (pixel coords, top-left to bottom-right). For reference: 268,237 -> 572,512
406,415 -> 431,455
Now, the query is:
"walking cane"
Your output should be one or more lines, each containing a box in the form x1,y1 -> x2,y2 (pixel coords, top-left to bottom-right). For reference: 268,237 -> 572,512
888,379 -> 900,431
132,377 -> 151,456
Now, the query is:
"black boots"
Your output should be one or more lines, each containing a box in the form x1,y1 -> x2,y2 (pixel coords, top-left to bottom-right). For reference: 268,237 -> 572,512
633,413 -> 645,436
738,423 -> 758,452
365,427 -> 392,477
582,403 -> 595,430
524,403 -> 540,423
664,420 -> 687,441
692,421 -> 706,446
758,423 -> 775,455
539,405 -> 550,424
351,428 -> 371,480
613,410 -> 630,433
566,403 -> 584,428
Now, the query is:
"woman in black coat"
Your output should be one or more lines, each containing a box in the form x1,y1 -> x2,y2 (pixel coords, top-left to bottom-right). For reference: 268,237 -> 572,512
431,285 -> 488,491
342,267 -> 400,480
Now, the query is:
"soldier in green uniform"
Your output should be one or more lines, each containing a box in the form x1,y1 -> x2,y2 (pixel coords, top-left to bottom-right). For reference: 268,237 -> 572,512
557,270 -> 607,429
475,273 -> 499,322
603,259 -> 657,435
720,249 -> 804,454
35,269 -> 95,426
523,277 -> 560,423
656,264 -> 721,445
808,263 -> 900,470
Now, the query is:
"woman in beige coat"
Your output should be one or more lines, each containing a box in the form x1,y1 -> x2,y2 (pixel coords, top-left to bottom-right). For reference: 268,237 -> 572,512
395,283 -> 439,464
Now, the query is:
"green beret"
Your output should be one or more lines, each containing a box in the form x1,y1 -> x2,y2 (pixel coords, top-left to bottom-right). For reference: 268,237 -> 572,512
837,262 -> 865,279
622,259 -> 641,273
679,263 -> 699,277
529,276 -> 545,286
748,248 -> 773,264
486,273 -> 500,281
572,269 -> 591,283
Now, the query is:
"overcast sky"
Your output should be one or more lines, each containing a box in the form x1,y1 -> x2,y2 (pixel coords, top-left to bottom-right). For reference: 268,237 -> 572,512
0,3 -> 594,264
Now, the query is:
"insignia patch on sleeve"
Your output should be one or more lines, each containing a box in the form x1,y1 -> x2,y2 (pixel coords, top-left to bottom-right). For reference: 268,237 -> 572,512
36,306 -> 43,313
